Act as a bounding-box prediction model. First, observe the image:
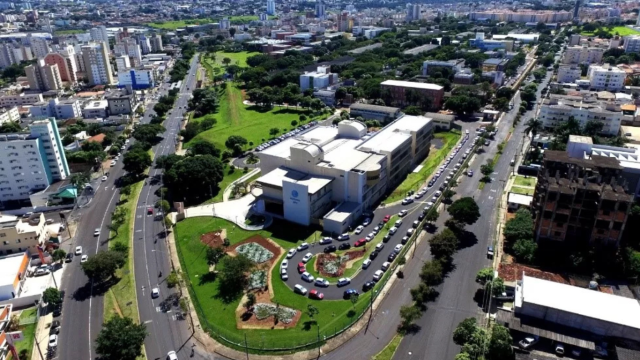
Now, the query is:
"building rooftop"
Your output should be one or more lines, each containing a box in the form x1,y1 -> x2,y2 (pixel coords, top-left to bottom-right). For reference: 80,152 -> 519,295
358,115 -> 431,153
0,253 -> 27,288
519,274 -> 640,330
483,58 -> 509,66
323,201 -> 360,223
350,103 -> 400,114
257,166 -> 333,194
380,80 -> 443,91
347,43 -> 383,54
83,100 -> 108,110
507,192 -> 533,206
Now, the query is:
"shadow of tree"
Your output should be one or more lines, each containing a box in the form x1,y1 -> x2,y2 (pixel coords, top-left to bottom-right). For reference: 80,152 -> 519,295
198,272 -> 217,285
346,310 -> 356,318
73,277 -> 118,302
301,320 -> 317,331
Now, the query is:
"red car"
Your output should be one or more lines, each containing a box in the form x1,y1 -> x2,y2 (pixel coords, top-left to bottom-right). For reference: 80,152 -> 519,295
147,207 -> 153,215
383,215 -> 391,223
297,262 -> 306,274
354,239 -> 367,247
309,289 -> 324,300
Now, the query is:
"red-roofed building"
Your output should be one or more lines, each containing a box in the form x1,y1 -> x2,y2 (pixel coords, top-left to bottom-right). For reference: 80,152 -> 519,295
85,133 -> 105,144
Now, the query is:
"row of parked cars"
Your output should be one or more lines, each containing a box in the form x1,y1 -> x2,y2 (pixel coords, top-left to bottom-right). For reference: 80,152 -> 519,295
254,121 -> 319,152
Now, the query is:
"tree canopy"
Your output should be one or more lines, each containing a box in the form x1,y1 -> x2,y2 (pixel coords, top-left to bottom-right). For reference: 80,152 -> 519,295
429,228 -> 459,260
132,123 -> 164,144
96,316 -> 147,360
81,250 -> 126,282
164,155 -> 224,202
123,149 -> 152,176
447,197 -> 481,226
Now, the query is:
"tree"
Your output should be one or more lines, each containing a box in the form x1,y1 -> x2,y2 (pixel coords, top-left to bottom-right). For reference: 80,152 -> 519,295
404,105 -> 423,115
425,210 -> 439,224
429,228 -> 459,260
224,135 -> 248,150
399,305 -> 422,331
453,317 -> 477,345
291,120 -> 298,127
490,277 -> 506,297
205,247 -> 225,268
307,304 -> 319,320
81,141 -> 103,152
123,149 -> 152,176
43,287 -> 62,306
512,238 -> 537,263
350,292 -> 359,308
524,118 -> 542,139
488,324 -> 514,360
229,28 -> 236,37
52,249 -> 67,263
222,57 -> 231,66
447,197 -> 480,226
164,155 -> 224,202
132,123 -> 164,143
269,127 -> 280,138
155,154 -> 183,171
0,121 -> 22,133
583,119 -> 604,137
503,208 -> 534,242
156,199 -> 170,214
419,260 -> 443,286
443,189 -> 456,203
96,316 -> 147,360
70,173 -> 90,193
217,254 -> 254,299
454,353 -> 472,360
410,283 -> 437,309
187,141 -> 221,158
475,267 -> 494,285
81,250 -> 126,282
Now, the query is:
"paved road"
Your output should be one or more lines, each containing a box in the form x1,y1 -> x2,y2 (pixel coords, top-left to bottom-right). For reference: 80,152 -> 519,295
283,122 -> 478,300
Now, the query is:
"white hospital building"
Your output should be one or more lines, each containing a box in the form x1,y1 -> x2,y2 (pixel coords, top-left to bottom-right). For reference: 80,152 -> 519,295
256,116 -> 433,234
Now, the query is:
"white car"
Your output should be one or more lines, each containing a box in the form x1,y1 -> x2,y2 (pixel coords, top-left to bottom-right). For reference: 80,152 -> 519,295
406,228 -> 415,236
302,253 -> 313,263
337,233 -> 350,241
425,202 -> 434,209
355,225 -> 364,234
280,268 -> 288,280
110,160 -> 116,167
402,197 -> 414,205
294,284 -> 308,295
389,227 -> 397,235
297,242 -> 309,251
362,259 -> 372,269
286,249 -> 296,259
281,259 -> 289,269
394,219 -> 403,227
398,210 -> 408,217
362,218 -> 371,226
375,243 -> 384,252
315,278 -> 330,287
365,232 -> 375,242
337,277 -> 351,287
81,255 -> 88,263
167,351 -> 178,360
94,228 -> 101,236
319,237 -> 333,245
48,334 -> 58,348
373,270 -> 384,281
393,244 -> 403,254
75,246 -> 82,255
151,288 -> 159,298
381,262 -> 391,271
101,175 -> 108,181
301,272 -> 315,283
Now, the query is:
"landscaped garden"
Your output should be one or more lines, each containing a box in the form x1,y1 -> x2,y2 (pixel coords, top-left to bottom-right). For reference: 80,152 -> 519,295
581,25 -> 640,37
174,216 -> 388,352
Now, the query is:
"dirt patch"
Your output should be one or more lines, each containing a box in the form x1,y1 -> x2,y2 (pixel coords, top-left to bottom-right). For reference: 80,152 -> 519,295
315,249 -> 365,278
200,229 -> 227,249
227,235 -> 283,267
498,263 -> 570,284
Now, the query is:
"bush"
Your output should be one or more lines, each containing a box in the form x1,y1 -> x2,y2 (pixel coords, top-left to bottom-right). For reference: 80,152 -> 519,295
167,271 -> 179,288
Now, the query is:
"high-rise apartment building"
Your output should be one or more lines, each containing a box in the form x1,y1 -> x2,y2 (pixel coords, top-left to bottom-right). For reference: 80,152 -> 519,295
29,36 -> 50,59
623,35 -> 640,54
266,0 -> 275,15
82,42 -> 114,86
25,59 -> 62,91
315,0 -> 325,19
538,94 -> 622,136
114,38 -> 142,67
588,64 -> 626,91
0,43 -> 18,68
90,25 -> 109,43
406,3 -> 420,21
556,65 -> 582,83
533,142 -> 633,246
115,55 -> 130,71
43,47 -> 77,83
562,46 -> 604,65
338,11 -> 353,32
149,34 -> 163,52
136,35 -> 151,54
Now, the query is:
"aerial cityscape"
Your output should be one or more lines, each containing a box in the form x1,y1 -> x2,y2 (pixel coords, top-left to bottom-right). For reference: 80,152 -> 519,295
0,0 -> 639,359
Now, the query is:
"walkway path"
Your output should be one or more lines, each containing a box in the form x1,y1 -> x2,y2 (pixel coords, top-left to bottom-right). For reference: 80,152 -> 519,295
184,188 -> 271,230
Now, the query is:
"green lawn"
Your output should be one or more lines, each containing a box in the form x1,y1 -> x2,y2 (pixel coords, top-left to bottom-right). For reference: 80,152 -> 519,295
15,308 -> 37,359
175,216 -> 385,352
203,165 -> 249,204
147,18 -> 215,30
201,52 -> 258,80
104,180 -> 144,321
54,29 -> 85,35
186,83 -> 329,151
510,186 -> 535,196
581,26 -> 640,36
372,334 -> 403,360
386,131 -> 461,203
513,175 -> 536,187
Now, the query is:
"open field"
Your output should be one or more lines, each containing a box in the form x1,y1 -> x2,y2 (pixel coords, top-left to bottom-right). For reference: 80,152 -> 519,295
581,26 -> 640,36
104,179 -> 144,321
54,29 -> 85,35
513,175 -> 536,187
175,216 -> 386,352
14,308 -> 37,359
186,83 -> 328,151
201,52 -> 258,80
386,131 -> 461,203
146,18 -> 215,30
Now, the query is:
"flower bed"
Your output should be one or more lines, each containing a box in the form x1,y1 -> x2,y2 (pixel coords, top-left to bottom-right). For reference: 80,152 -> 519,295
253,303 -> 297,324
236,242 -> 273,264
248,270 -> 267,290
316,250 -> 365,278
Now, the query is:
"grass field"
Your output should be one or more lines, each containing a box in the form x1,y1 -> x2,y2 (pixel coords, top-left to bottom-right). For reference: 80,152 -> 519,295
203,165 -> 246,204
372,334 -> 403,360
201,52 -> 258,80
581,26 -> 640,36
513,175 -> 536,187
175,216 -> 386,351
147,18 -> 215,30
14,308 -> 37,359
54,29 -> 85,35
104,179 -> 144,321
510,186 -> 535,196
386,131 -> 461,203
186,83 -> 328,151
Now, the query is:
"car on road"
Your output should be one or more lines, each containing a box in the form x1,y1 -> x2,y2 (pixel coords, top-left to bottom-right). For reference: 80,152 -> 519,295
110,160 -> 116,167
167,351 -> 179,360
301,272 -> 315,282
363,281 -> 375,292
418,213 -> 425,221
35,267 -> 50,276
381,262 -> 391,271
343,289 -> 359,299
48,334 -> 58,348
383,234 -> 391,243
337,233 -> 350,241
468,170 -> 474,177
324,245 -> 337,253
412,220 -> 420,228
286,249 -> 296,259
151,288 -> 160,298
302,253 -> 313,263
337,278 -> 351,287
365,233 -> 375,242
518,335 -> 539,350
362,218 -> 371,226
297,242 -> 309,251
338,243 -> 351,250
369,251 -> 378,260
315,278 -> 330,287
294,284 -> 308,295
147,207 -> 153,215
65,253 -> 73,263
75,246 -> 82,255
387,252 -> 397,262
383,215 -> 391,222
402,197 -> 413,205
388,226 -> 397,235
101,175 -> 108,181
319,237 -> 333,245
373,270 -> 384,281
487,246 -> 494,258
406,229 -> 415,237
354,238 -> 366,247
373,225 -> 382,233
375,243 -> 384,252
393,244 -> 403,254
355,225 -> 364,234
484,140 -> 490,146
93,228 -> 100,236
280,268 -> 288,280
297,262 -> 306,273
309,289 -> 324,300
398,210 -> 408,217
81,255 -> 88,263
362,259 -> 372,269
394,219 -> 403,227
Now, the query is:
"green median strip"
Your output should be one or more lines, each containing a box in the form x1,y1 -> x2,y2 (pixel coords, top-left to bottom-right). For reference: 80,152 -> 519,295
372,334 -> 403,360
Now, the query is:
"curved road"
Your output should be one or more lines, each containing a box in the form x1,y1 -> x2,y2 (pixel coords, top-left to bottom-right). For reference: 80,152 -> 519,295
283,124 -> 476,300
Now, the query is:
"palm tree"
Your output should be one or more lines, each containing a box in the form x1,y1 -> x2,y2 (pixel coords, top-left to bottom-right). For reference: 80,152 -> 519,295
524,118 -> 542,139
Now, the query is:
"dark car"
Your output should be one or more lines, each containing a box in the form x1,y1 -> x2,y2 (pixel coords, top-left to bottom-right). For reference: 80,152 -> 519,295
418,213 -> 425,221
388,252 -> 397,262
65,253 -> 73,263
369,251 -> 378,260
362,281 -> 375,292
401,236 -> 409,245
52,305 -> 62,317
324,245 -> 337,253
378,221 -> 384,228
50,325 -> 60,335
343,289 -> 359,299
382,235 -> 391,243
338,243 -> 351,250
59,291 -> 65,304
